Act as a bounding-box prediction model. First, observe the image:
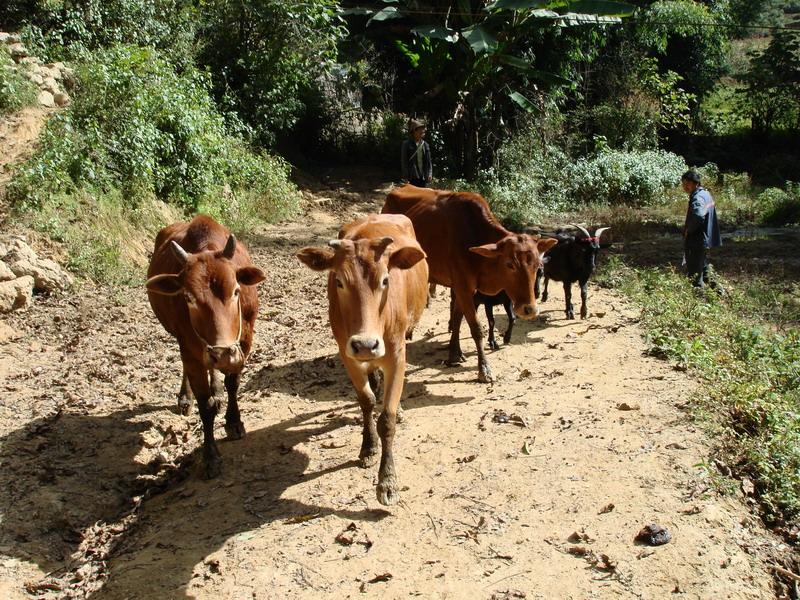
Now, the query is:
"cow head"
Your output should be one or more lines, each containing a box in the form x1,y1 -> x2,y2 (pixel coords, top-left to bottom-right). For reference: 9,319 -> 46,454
146,235 -> 266,372
570,224 -> 612,272
297,237 -> 425,361
470,234 -> 558,320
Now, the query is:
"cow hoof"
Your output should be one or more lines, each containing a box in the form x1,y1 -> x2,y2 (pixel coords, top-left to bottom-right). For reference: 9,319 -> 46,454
376,479 -> 399,506
447,352 -> 466,366
202,457 -> 222,480
478,367 -> 494,384
177,397 -> 192,416
503,335 -> 512,346
580,310 -> 588,320
488,340 -> 499,351
359,451 -> 378,468
541,293 -> 548,302
566,313 -> 575,320
225,421 -> 246,440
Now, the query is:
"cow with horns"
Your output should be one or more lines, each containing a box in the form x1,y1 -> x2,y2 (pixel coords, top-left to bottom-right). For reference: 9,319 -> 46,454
537,224 -> 611,320
146,215 -> 266,478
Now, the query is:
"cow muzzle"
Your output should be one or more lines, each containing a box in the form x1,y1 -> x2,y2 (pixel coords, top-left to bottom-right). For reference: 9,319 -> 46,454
207,343 -> 244,371
515,303 -> 539,320
347,335 -> 385,361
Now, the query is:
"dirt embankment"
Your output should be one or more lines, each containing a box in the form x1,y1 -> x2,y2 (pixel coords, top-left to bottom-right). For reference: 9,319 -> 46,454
0,171 -> 788,599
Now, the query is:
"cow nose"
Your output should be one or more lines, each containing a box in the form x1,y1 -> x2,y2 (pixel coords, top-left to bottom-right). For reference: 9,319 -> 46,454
207,344 -> 243,368
515,303 -> 539,320
347,335 -> 385,360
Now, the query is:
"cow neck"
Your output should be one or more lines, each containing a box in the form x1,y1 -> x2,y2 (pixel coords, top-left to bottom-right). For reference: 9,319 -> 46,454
189,295 -> 243,352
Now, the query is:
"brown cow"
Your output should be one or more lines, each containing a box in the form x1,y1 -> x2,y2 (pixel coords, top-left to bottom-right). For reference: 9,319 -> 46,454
383,185 -> 557,383
146,215 -> 266,478
297,214 -> 427,505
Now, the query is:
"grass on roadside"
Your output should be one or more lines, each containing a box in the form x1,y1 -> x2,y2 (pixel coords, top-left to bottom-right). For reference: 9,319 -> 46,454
598,256 -> 800,529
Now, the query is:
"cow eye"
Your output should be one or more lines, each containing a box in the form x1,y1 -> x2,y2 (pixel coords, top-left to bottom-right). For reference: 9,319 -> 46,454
506,261 -> 515,270
381,275 -> 389,288
336,278 -> 344,289
233,288 -> 240,298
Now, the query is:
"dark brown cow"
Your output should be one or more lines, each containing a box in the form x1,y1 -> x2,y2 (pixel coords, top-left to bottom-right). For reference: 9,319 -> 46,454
297,214 -> 428,505
146,215 -> 265,478
383,185 -> 557,382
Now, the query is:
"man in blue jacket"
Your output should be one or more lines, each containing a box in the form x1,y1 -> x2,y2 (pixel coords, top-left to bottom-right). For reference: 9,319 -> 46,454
682,170 -> 722,290
401,119 -> 432,187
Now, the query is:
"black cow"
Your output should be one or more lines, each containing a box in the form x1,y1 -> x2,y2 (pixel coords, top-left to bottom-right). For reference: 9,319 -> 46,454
537,225 -> 610,320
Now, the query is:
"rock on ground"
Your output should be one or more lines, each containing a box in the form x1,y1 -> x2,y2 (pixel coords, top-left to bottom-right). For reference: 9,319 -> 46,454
0,275 -> 33,312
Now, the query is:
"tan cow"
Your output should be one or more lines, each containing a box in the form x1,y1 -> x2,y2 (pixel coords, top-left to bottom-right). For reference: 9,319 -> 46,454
297,214 -> 428,505
146,215 -> 266,478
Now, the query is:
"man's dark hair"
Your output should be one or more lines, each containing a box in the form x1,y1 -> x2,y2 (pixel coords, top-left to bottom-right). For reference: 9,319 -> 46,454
681,170 -> 702,184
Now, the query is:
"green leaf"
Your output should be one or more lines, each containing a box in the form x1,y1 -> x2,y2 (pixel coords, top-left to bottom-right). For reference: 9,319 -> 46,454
367,7 -> 401,26
558,12 -> 624,25
486,0 -> 555,10
412,25 -> 459,43
461,25 -> 498,54
500,55 -> 575,86
567,0 -> 635,16
508,90 -> 539,112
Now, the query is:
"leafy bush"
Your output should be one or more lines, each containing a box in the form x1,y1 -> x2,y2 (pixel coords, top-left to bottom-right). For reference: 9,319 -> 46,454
0,47 -> 38,115
4,0 -> 197,63
9,45 -> 299,221
569,149 -> 687,205
196,0 -> 345,144
759,183 -> 800,226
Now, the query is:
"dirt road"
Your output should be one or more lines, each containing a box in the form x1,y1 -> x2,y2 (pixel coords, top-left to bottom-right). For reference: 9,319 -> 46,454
0,173 -> 782,599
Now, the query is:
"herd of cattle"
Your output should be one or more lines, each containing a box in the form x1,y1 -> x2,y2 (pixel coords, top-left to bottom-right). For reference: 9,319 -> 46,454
146,184 -> 611,505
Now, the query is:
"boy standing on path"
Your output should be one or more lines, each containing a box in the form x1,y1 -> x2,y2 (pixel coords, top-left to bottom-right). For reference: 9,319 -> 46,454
682,170 -> 722,290
401,119 -> 432,187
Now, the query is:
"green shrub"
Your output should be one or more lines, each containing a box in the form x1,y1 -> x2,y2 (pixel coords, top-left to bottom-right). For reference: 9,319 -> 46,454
759,183 -> 800,226
569,149 -> 687,205
5,0 -> 197,63
0,47 -> 38,115
9,45 -> 300,219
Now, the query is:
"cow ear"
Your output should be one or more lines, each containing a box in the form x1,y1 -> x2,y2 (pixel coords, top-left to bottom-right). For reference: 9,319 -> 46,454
389,246 -> 426,270
297,247 -> 336,271
237,266 -> 266,286
537,238 -> 558,253
469,243 -> 500,258
146,273 -> 182,295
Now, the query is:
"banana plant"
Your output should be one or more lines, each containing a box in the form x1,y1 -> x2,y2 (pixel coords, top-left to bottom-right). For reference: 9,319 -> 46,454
341,0 -> 636,176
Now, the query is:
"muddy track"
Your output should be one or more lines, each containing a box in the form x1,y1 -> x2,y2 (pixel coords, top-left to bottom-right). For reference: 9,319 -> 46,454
0,171 -> 784,599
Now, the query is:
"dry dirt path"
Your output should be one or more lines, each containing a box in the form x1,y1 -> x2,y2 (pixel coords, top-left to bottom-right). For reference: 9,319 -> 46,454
0,173 -> 783,599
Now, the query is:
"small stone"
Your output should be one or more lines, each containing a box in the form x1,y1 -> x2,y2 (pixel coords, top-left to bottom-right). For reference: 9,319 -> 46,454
0,276 -> 34,313
0,321 -> 21,343
53,92 -> 70,107
42,77 -> 59,93
37,90 -> 55,108
635,523 -> 672,546
0,261 -> 14,282
26,72 -> 44,86
7,42 -> 27,60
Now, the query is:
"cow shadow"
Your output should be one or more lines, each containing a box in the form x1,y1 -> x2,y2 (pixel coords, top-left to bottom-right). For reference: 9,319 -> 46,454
0,402 -> 391,598
242,344 -> 475,411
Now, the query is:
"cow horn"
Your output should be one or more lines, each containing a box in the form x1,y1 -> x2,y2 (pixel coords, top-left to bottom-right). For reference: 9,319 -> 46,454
222,234 -> 236,259
328,240 -> 344,249
170,241 -> 189,265
595,227 -> 610,238
376,236 -> 394,253
570,223 -> 591,239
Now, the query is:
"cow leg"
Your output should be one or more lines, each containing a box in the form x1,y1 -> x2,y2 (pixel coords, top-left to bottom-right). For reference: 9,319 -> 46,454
186,363 -> 222,479
447,303 -> 466,365
484,302 -> 498,351
503,297 -> 515,346
210,370 -> 224,397
177,368 -> 193,416
346,361 -> 379,468
447,288 -> 455,333
579,279 -> 589,320
564,281 -> 574,320
542,277 -> 550,303
376,351 -> 405,506
455,288 -> 492,383
223,373 -> 246,440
